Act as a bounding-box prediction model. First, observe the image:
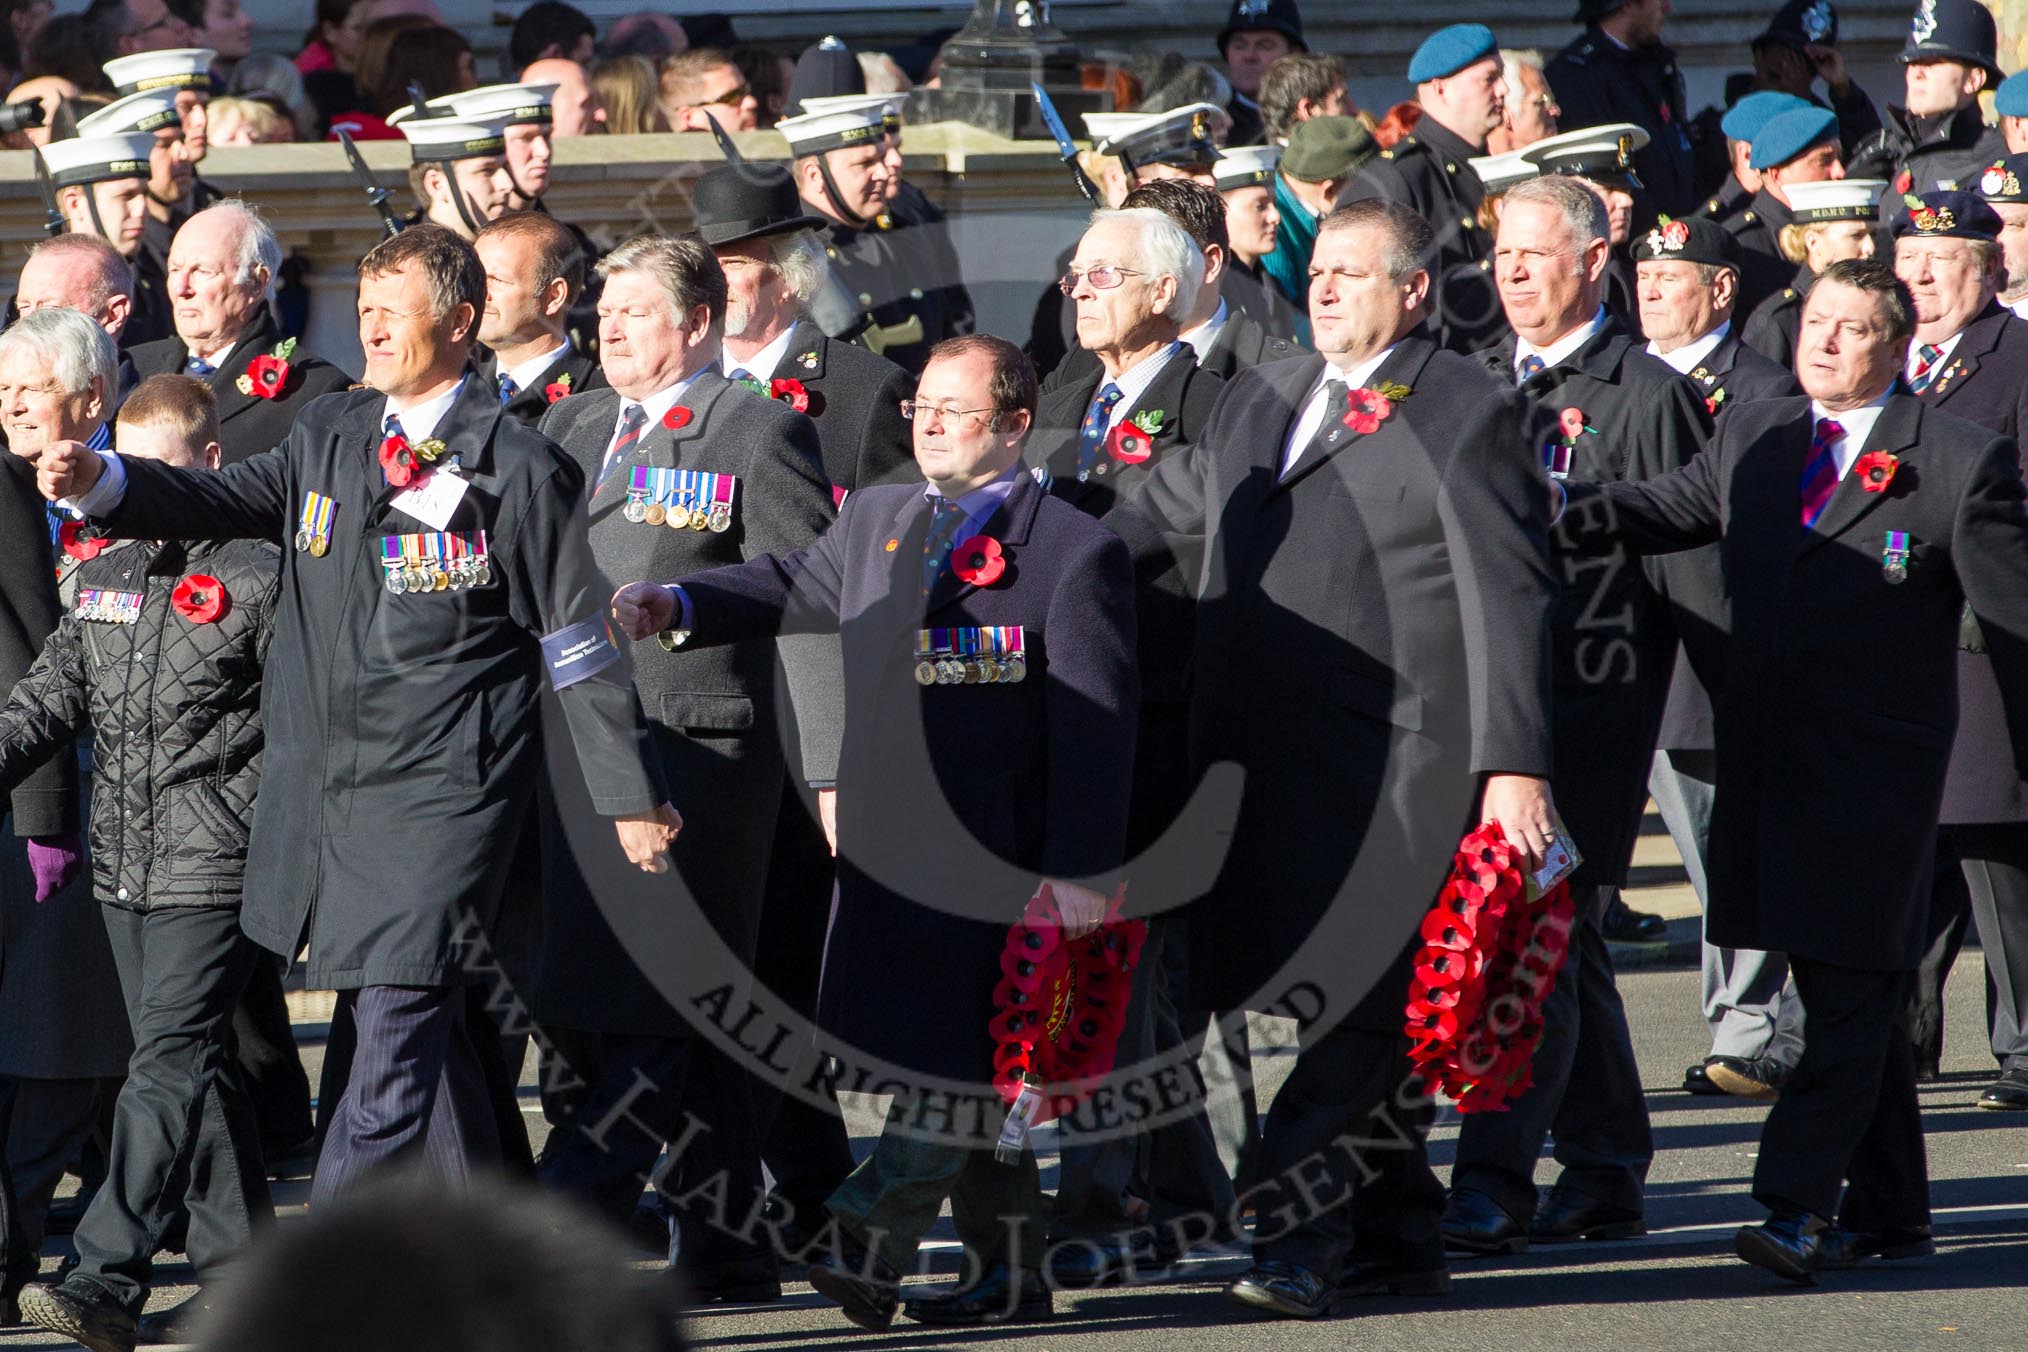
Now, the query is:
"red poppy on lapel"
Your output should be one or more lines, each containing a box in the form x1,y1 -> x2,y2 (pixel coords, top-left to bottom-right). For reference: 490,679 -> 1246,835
662,406 -> 692,430
768,377 -> 810,413
544,372 -> 573,403
1343,387 -> 1394,435
951,534 -> 1005,586
1855,449 -> 1900,493
242,353 -> 289,400
1558,407 -> 1588,440
59,519 -> 106,561
379,435 -> 420,488
171,574 -> 226,623
1105,422 -> 1154,464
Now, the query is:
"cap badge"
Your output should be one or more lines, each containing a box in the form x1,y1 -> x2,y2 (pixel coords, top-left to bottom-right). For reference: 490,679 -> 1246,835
1981,162 -> 2020,198
1616,132 -> 1634,166
1190,112 -> 1209,141
1911,0 -> 1937,44
1645,216 -> 1690,254
1904,192 -> 1954,234
1802,0 -> 1833,42
1236,0 -> 1271,17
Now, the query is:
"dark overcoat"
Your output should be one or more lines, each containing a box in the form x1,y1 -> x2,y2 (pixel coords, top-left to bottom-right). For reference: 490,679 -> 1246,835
94,375 -> 667,988
1342,120 -> 1503,353
1105,337 -> 1556,1024
1568,395 -> 2028,968
125,312 -> 354,466
534,372 -> 836,1035
674,474 -> 1138,1083
743,324 -> 916,495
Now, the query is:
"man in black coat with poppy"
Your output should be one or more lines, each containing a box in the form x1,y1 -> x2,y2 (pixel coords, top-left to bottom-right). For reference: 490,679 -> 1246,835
1447,174 -> 1711,1257
1560,256 -> 2028,1282
612,333 -> 1138,1331
123,203 -> 353,467
1105,199 -> 1559,1319
473,212 -> 606,428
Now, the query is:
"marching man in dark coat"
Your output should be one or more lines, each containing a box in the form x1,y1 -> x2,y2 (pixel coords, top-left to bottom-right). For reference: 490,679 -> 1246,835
611,333 -> 1138,1331
533,233 -> 837,1301
30,225 -> 678,1215
124,203 -> 354,467
473,212 -> 605,427
1560,256 -> 2028,1282
1105,199 -> 1559,1319
1447,174 -> 1711,1257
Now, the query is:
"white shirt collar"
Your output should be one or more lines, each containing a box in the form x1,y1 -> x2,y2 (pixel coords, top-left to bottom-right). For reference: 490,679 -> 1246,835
1906,328 -> 1966,382
1516,307 -> 1608,377
1279,342 -> 1402,476
1093,342 -> 1185,426
1325,342 -> 1400,394
1179,298 -> 1230,365
188,339 -> 235,370
383,376 -> 466,444
502,339 -> 572,396
620,368 -> 709,432
2010,295 -> 2028,321
724,321 -> 799,384
1809,388 -> 1893,479
1647,320 -> 1730,375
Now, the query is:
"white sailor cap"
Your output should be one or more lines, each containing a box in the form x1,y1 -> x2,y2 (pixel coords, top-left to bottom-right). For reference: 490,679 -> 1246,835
1785,177 -> 1886,223
1213,143 -> 1279,191
75,88 -> 183,138
1469,149 -> 1538,196
40,131 -> 157,189
432,82 -> 557,128
102,47 -> 215,96
397,116 -> 507,163
801,91 -> 906,135
1082,103 -> 1229,171
777,94 -> 892,157
1520,122 -> 1651,188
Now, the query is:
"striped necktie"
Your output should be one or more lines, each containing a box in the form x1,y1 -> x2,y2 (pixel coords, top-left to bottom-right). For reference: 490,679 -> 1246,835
1798,417 -> 1844,528
1077,382 -> 1124,479
921,497 -> 967,600
1908,343 -> 1944,393
601,402 -> 647,487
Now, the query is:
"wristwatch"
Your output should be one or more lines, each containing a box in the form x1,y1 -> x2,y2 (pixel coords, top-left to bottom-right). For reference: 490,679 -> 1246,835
656,627 -> 691,652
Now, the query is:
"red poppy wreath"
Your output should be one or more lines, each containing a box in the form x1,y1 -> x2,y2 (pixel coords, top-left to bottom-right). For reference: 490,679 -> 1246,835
1403,823 -> 1577,1113
990,883 -> 1147,1121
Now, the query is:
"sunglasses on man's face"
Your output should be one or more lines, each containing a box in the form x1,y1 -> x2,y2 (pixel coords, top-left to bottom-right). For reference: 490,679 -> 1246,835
699,83 -> 752,108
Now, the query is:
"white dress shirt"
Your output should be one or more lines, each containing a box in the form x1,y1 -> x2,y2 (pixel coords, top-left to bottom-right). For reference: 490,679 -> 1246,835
2010,295 -> 2028,322
1809,390 -> 1892,480
1906,330 -> 1964,384
1179,297 -> 1230,366
501,340 -> 572,396
1646,320 -> 1730,376
1515,307 -> 1609,380
1090,342 -> 1186,436
1281,344 -> 1398,475
383,376 -> 467,443
723,322 -> 798,383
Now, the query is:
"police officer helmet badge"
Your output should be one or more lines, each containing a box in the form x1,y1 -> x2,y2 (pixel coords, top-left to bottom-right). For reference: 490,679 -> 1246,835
1802,0 -> 1833,42
1236,0 -> 1270,17
1911,0 -> 1938,44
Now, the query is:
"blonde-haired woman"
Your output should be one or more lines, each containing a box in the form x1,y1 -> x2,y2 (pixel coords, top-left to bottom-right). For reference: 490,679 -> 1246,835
1741,178 -> 1886,367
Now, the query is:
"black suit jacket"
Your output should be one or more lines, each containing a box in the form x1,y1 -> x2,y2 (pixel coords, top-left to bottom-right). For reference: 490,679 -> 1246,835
126,313 -> 354,466
1478,319 -> 1715,883
673,474 -> 1138,1082
476,342 -> 606,427
0,457 -> 77,838
1568,395 -> 2028,967
1026,346 -> 1224,522
1107,336 -> 1555,1023
1220,263 -> 1298,343
745,324 -> 915,494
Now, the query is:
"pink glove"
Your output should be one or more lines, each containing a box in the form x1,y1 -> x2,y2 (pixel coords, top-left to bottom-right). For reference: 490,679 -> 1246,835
27,834 -> 82,903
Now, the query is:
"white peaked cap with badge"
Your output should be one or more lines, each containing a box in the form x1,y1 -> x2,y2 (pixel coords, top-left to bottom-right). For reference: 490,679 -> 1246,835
776,94 -> 893,156
1469,149 -> 1539,195
1213,144 -> 1280,191
1081,103 -> 1230,164
389,82 -> 557,129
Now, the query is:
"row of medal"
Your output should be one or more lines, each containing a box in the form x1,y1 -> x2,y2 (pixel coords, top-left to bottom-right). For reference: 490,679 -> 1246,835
77,587 -> 145,625
294,491 -> 337,557
380,530 -> 493,594
623,467 -> 737,532
914,625 -> 1028,686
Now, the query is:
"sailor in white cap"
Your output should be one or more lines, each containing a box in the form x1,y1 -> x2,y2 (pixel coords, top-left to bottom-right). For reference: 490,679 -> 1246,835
1082,102 -> 1231,188
45,115 -> 178,345
779,93 -> 974,373
80,82 -> 219,314
395,115 -> 516,240
103,46 -> 216,166
1210,143 -> 1300,341
400,82 -> 558,212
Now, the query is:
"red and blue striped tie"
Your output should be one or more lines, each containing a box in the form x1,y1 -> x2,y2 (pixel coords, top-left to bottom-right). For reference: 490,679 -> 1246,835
1798,417 -> 1844,528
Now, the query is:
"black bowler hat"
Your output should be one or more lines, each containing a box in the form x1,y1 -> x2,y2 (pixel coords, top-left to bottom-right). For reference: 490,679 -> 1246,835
689,163 -> 829,246
1900,0 -> 2001,81
1632,214 -> 1744,271
1217,0 -> 1305,55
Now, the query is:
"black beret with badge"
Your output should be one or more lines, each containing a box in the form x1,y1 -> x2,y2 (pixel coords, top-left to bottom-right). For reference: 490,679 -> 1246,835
1632,214 -> 1744,271
1976,155 -> 2028,206
1891,188 -> 2002,241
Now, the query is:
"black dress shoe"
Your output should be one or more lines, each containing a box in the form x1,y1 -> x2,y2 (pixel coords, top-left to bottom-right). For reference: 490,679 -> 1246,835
137,1292 -> 214,1345
1337,1255 -> 1450,1298
904,1265 -> 1051,1326
19,1280 -> 139,1352
805,1243 -> 902,1333
1042,1233 -> 1159,1288
1704,1055 -> 1789,1102
1684,1062 -> 1729,1096
1820,1225 -> 1936,1269
1441,1190 -> 1528,1256
1601,895 -> 1667,943
680,1256 -> 782,1305
1225,1260 -> 1335,1320
1977,1065 -> 2028,1110
1529,1190 -> 1646,1243
1735,1211 -> 1829,1285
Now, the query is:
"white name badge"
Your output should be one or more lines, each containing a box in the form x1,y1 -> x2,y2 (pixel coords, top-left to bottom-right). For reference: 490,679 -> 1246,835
390,469 -> 469,531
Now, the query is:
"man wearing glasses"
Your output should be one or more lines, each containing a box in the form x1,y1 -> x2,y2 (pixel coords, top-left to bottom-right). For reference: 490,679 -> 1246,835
659,48 -> 761,135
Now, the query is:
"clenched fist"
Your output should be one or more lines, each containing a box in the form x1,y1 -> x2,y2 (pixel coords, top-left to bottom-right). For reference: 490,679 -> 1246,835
615,802 -> 683,873
611,582 -> 676,641
34,440 -> 104,503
